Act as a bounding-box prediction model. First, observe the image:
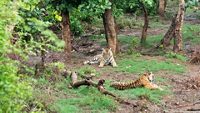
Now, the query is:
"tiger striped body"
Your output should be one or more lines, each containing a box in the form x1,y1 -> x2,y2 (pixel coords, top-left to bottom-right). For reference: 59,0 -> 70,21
83,48 -> 117,67
111,72 -> 163,90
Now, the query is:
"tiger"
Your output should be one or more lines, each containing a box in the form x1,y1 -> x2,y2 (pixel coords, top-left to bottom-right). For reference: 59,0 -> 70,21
110,72 -> 163,90
83,48 -> 118,68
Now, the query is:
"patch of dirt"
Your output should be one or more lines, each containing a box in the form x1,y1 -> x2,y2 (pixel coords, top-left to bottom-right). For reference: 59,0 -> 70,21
72,36 -> 102,56
184,76 -> 200,90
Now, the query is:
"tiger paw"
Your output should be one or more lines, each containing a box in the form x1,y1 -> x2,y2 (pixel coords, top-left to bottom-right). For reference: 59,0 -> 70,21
83,61 -> 88,65
98,65 -> 104,68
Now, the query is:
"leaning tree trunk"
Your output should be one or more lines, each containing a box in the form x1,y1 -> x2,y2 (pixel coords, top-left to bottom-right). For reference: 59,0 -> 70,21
140,1 -> 149,46
62,10 -> 72,62
102,8 -> 119,54
173,0 -> 185,52
157,0 -> 185,52
159,16 -> 176,48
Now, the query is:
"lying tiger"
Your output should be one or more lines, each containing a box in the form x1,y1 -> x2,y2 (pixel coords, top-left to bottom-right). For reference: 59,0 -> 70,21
111,72 -> 163,90
83,48 -> 117,68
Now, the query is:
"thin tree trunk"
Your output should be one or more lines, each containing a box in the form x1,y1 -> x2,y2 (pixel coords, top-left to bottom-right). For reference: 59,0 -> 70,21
102,14 -> 108,44
173,0 -> 185,52
140,1 -> 149,45
62,11 -> 72,62
158,0 -> 167,18
103,8 -> 118,54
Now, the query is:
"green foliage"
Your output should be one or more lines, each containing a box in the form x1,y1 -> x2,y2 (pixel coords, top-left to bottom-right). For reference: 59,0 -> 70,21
185,0 -> 200,9
0,0 -> 32,112
128,0 -> 157,15
115,58 -> 185,74
0,59 -> 32,112
79,0 -> 111,16
70,15 -> 84,36
15,0 -> 64,57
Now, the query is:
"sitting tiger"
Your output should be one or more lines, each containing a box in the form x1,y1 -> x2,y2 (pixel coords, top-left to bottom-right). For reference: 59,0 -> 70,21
110,72 -> 163,90
83,48 -> 117,68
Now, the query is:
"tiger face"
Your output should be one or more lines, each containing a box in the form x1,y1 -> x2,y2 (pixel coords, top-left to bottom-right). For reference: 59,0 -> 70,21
83,47 -> 117,67
144,72 -> 154,82
102,48 -> 113,60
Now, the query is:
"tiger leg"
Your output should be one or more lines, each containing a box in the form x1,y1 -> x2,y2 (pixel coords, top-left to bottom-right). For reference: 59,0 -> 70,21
111,58 -> 118,67
144,83 -> 163,90
99,60 -> 105,67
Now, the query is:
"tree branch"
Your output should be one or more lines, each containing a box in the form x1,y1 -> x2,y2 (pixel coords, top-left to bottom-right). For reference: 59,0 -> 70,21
69,71 -> 134,105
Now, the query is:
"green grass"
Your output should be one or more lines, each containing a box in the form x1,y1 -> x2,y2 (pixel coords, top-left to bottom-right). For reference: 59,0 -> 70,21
113,88 -> 169,104
52,86 -> 117,113
75,65 -> 100,77
183,23 -> 200,45
164,52 -> 188,62
146,35 -> 163,46
51,77 -> 170,113
114,58 -> 185,74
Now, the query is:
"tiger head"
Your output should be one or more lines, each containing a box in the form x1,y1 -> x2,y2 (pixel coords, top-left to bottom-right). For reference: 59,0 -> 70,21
102,48 -> 113,59
143,72 -> 154,82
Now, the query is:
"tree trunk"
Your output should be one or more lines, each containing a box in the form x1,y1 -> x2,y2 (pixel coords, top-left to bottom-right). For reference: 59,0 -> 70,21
158,0 -> 167,18
102,8 -> 118,54
173,0 -> 185,52
140,1 -> 149,46
160,16 -> 176,48
102,14 -> 108,44
62,11 -> 72,62
157,0 -> 185,52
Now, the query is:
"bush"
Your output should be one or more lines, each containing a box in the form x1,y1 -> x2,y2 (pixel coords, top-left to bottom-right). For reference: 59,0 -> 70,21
0,59 -> 32,112
0,0 -> 32,112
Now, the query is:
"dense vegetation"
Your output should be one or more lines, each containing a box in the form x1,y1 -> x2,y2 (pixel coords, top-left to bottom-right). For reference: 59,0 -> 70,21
0,0 -> 199,112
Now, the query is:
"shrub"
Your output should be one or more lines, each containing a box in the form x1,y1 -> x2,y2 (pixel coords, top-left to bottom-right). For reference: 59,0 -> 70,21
0,0 -> 32,112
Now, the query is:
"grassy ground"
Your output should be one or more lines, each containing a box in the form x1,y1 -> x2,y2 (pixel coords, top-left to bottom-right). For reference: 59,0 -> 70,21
30,10 -> 200,113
